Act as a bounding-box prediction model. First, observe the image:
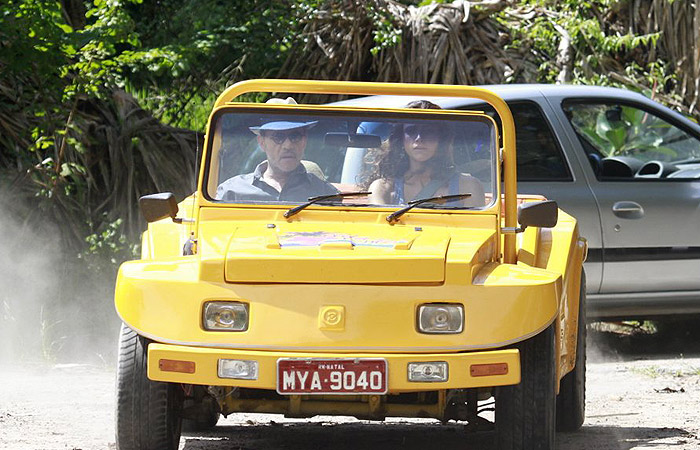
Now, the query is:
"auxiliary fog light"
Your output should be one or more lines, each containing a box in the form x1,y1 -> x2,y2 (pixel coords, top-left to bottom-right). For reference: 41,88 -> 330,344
203,301 -> 248,331
418,304 -> 463,334
218,359 -> 259,380
408,362 -> 449,382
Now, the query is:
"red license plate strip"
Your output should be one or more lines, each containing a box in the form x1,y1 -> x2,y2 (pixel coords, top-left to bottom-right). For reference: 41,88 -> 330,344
276,358 -> 387,395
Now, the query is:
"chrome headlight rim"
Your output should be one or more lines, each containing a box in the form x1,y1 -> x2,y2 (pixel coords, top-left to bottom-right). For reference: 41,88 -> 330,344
407,361 -> 450,382
202,301 -> 249,332
218,358 -> 259,380
417,303 -> 464,334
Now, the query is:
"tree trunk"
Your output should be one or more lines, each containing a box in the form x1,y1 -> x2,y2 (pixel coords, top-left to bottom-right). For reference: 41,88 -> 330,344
60,0 -> 86,31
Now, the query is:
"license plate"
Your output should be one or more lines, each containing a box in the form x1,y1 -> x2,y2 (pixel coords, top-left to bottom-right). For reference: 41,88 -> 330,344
276,358 -> 387,395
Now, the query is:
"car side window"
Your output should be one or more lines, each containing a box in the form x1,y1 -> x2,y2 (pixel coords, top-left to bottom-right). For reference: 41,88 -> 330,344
462,102 -> 572,182
562,100 -> 700,180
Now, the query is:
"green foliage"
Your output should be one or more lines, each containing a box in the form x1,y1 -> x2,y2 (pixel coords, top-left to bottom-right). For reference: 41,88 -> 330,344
0,0 -> 67,80
80,218 -> 140,272
63,0 -> 141,100
590,108 -> 674,158
366,3 -> 402,55
119,0 -> 317,130
568,104 -> 678,159
1,0 -> 144,233
498,0 -> 665,90
1,0 -> 142,101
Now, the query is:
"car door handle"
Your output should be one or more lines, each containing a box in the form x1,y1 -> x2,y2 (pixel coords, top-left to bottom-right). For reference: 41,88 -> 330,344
612,201 -> 644,219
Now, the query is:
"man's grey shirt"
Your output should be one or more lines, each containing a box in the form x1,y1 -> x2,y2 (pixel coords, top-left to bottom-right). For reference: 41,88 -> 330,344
216,161 -> 338,202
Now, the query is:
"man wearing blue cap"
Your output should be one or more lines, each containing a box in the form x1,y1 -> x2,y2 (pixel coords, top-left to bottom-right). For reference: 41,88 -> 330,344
216,115 -> 338,202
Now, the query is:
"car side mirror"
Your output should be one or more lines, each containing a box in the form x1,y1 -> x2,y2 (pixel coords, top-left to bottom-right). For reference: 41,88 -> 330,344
518,200 -> 558,229
140,192 -> 179,223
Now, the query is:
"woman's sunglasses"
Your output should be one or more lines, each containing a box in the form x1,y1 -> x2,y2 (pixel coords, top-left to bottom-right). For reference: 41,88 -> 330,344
404,124 -> 440,140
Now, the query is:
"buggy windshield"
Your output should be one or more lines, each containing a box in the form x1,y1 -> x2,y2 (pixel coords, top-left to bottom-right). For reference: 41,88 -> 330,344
205,107 -> 497,210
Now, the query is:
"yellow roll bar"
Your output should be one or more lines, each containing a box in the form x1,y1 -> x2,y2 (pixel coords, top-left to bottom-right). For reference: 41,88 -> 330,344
209,79 -> 518,264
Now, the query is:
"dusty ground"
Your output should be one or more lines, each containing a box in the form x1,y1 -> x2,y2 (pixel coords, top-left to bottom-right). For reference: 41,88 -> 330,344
1,323 -> 699,450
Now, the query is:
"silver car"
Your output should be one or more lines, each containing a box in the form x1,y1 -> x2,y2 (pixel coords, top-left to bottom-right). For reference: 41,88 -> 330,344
332,85 -> 700,319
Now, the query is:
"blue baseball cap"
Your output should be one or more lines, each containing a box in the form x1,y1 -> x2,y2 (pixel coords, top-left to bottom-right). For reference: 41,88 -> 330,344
249,120 -> 317,135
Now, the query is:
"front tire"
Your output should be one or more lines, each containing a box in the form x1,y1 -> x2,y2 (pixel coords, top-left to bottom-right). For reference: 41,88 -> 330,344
115,324 -> 183,450
495,323 -> 556,450
556,272 -> 587,431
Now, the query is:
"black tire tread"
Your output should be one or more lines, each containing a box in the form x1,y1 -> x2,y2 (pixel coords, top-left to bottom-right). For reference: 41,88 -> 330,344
496,323 -> 556,450
115,324 -> 182,450
556,271 -> 587,432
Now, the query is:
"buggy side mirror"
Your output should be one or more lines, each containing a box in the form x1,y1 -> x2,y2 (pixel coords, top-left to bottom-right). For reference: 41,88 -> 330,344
140,192 -> 179,223
518,200 -> 558,229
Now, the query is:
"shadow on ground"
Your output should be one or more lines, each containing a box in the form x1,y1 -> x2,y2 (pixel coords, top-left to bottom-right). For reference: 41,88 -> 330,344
181,422 -> 693,450
588,317 -> 700,362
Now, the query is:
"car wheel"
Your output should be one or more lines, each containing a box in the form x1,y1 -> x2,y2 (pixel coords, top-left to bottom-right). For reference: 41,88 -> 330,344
115,324 -> 183,450
495,323 -> 556,450
556,271 -> 586,431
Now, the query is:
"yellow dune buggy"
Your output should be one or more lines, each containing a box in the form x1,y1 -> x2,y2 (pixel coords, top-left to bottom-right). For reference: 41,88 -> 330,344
114,80 -> 587,450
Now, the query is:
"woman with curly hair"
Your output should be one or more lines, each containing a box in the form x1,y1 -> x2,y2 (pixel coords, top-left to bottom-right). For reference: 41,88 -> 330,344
366,100 -> 485,207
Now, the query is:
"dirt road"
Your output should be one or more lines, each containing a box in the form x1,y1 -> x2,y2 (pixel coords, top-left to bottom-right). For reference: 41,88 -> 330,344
1,326 -> 699,450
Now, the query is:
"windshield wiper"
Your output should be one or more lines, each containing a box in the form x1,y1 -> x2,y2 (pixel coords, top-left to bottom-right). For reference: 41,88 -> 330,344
386,193 -> 472,224
284,191 -> 372,218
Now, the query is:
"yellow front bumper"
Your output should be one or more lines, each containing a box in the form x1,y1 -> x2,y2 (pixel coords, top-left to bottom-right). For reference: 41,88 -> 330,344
148,343 -> 520,392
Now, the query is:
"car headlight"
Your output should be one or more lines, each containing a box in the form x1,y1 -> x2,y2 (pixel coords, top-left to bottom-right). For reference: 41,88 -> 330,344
203,301 -> 249,331
417,304 -> 463,334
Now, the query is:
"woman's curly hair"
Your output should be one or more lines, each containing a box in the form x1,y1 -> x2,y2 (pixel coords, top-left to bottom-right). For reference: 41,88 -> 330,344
359,100 -> 455,189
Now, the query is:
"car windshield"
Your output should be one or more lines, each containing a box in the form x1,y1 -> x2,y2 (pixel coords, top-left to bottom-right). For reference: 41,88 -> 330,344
205,107 -> 497,210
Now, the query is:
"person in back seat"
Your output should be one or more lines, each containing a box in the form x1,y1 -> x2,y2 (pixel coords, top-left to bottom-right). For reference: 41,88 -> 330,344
365,100 -> 485,207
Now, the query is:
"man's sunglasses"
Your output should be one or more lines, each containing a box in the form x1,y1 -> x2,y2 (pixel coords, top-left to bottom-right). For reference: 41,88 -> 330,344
265,131 -> 305,145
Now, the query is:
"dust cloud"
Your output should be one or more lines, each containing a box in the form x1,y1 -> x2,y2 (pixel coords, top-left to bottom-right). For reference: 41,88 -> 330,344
0,198 -> 121,366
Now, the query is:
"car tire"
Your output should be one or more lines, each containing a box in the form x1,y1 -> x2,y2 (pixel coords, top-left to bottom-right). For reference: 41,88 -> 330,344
495,323 -> 556,450
115,324 -> 183,450
556,271 -> 587,432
